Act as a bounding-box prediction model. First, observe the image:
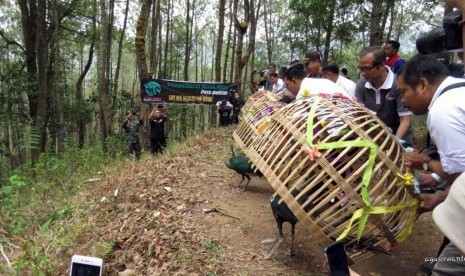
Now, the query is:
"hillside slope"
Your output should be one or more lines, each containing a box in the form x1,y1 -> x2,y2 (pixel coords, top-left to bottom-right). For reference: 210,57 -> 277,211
4,127 -> 443,275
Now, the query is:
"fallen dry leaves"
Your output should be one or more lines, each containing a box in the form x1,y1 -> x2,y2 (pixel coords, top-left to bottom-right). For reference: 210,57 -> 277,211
45,129 -> 234,275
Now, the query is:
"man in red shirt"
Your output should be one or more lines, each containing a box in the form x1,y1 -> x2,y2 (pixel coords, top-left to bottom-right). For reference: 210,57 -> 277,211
384,40 -> 405,74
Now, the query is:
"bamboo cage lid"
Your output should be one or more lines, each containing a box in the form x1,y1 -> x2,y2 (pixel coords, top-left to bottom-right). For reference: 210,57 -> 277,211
233,94 -> 419,262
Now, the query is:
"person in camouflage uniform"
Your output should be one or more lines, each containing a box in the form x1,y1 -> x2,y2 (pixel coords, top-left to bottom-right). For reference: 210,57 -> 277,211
122,110 -> 143,159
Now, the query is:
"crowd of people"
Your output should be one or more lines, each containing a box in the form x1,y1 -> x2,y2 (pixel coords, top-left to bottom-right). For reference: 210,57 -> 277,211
254,41 -> 415,146
253,40 -> 465,275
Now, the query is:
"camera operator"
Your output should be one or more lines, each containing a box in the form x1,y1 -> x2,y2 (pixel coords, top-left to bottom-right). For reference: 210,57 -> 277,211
149,105 -> 169,154
218,101 -> 232,126
122,110 -> 143,159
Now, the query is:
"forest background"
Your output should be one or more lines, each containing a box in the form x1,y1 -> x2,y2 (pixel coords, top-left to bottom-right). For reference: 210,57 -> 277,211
0,0 -> 451,174
0,0 -> 454,272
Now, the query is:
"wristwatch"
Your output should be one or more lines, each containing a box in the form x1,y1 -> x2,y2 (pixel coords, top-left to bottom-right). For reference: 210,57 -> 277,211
423,157 -> 432,170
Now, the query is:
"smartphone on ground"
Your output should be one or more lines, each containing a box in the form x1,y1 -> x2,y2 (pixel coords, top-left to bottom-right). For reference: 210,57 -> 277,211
70,255 -> 103,276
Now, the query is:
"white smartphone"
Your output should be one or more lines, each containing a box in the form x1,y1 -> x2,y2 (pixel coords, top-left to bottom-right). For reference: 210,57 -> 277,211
70,255 -> 103,276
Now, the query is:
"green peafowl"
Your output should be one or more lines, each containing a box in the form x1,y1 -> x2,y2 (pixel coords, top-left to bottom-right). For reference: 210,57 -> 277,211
224,145 -> 263,191
263,193 -> 299,259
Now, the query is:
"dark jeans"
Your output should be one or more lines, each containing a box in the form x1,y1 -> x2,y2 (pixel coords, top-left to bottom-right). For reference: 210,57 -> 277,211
127,141 -> 141,159
232,113 -> 239,124
150,137 -> 166,154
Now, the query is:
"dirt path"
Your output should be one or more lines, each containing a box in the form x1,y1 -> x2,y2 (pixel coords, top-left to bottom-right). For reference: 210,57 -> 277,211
191,129 -> 444,276
197,174 -> 443,275
30,128 -> 443,275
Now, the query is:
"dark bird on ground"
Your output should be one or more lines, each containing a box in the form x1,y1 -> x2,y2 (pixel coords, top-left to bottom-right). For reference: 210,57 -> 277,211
224,145 -> 263,191
263,193 -> 299,259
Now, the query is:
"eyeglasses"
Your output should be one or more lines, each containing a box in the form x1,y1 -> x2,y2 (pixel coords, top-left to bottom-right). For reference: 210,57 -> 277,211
357,64 -> 378,72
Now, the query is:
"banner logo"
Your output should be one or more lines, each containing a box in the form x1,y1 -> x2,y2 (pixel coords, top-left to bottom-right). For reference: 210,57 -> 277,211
144,80 -> 161,96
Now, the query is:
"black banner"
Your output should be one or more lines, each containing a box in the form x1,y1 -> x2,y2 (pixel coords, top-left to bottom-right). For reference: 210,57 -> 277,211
141,79 -> 238,105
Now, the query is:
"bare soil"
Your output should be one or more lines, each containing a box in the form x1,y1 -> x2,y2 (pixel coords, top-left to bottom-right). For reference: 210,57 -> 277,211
191,128 -> 443,276
9,127 -> 442,275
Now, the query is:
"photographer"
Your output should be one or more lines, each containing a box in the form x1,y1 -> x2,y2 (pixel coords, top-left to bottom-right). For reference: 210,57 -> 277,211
218,101 -> 232,126
229,92 -> 244,124
149,105 -> 169,154
122,110 -> 143,159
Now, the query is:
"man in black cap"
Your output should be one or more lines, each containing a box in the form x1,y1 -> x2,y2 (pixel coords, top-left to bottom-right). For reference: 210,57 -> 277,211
302,50 -> 322,78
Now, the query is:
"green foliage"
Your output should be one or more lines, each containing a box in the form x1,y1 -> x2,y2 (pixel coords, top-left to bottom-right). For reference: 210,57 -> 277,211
0,142 -> 121,274
8,215 -> 27,235
105,134 -> 126,158
39,205 -> 73,235
0,174 -> 27,206
33,154 -> 71,183
10,241 -> 52,275
102,240 -> 119,257
19,125 -> 41,152
64,99 -> 94,126
31,143 -> 118,185
204,240 -> 221,256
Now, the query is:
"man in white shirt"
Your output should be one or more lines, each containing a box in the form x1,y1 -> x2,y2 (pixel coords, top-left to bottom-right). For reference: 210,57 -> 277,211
321,62 -> 356,97
399,55 -> 465,275
269,72 -> 285,95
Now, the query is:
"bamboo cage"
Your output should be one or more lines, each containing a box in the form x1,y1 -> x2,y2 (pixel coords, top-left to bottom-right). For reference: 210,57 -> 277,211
233,94 -> 419,262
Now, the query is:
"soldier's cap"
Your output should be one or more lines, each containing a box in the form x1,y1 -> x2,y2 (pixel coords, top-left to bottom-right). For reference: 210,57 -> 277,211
301,50 -> 321,64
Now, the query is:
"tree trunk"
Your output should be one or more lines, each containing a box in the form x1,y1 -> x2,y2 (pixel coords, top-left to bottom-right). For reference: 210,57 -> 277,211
76,0 -> 97,148
36,0 -> 48,154
322,0 -> 336,63
183,0 -> 192,81
18,0 -> 38,120
135,0 -> 153,80
195,41 -> 199,81
263,0 -> 273,64
98,0 -> 113,149
380,0 -> 393,42
157,9 -> 163,78
162,0 -> 171,78
233,0 -> 261,93
210,35 -> 215,81
151,0 -> 161,76
223,0 -> 233,83
50,0 -> 65,155
215,0 -> 226,82
113,0 -> 130,117
230,27 -> 236,83
169,27 -> 174,78
369,0 -> 384,46
394,2 -> 404,41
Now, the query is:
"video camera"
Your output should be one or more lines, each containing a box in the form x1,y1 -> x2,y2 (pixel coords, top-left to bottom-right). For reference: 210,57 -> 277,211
416,10 -> 462,54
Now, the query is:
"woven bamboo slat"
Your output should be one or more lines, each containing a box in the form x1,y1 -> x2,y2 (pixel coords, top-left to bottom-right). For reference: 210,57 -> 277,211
233,95 -> 419,262
239,90 -> 282,121
235,91 -> 286,150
